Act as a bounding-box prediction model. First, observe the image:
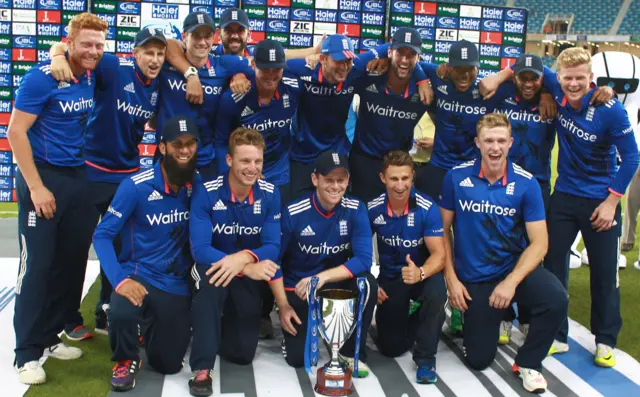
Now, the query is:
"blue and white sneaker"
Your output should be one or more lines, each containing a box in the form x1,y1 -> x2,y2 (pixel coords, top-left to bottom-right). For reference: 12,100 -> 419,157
110,359 -> 141,392
416,365 -> 438,384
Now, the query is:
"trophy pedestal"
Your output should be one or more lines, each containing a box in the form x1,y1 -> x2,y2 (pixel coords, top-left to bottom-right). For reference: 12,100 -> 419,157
314,367 -> 354,396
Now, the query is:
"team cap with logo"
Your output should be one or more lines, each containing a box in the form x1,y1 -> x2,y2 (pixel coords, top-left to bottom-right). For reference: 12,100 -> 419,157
321,35 -> 357,61
254,39 -> 286,69
162,116 -> 200,142
183,12 -> 215,33
448,40 -> 480,68
219,8 -> 250,30
513,54 -> 544,78
134,27 -> 168,47
390,27 -> 422,55
314,151 -> 350,176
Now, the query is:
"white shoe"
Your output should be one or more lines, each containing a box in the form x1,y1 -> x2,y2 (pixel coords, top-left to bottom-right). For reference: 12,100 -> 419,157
339,354 -> 370,378
569,250 -> 582,269
18,360 -> 46,385
548,340 -> 569,356
518,323 -> 530,338
44,342 -> 82,360
516,366 -> 547,393
618,255 -> 627,269
634,260 -> 640,270
581,248 -> 589,266
498,321 -> 512,345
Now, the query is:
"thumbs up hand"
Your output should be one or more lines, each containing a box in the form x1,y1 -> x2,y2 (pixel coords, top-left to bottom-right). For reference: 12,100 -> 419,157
401,254 -> 421,285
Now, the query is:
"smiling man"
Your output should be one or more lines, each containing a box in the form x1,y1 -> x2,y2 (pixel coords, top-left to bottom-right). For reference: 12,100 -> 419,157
7,13 -> 107,385
212,7 -> 252,57
438,113 -> 568,394
49,27 -> 169,339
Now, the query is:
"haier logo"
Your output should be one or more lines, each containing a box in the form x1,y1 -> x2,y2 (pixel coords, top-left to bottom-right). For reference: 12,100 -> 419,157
212,222 -> 261,235
482,19 -> 502,32
338,11 -> 359,24
502,46 -> 522,57
480,44 -> 501,57
504,21 -> 525,34
0,22 -> 9,35
298,241 -> 351,255
482,7 -> 504,20
290,33 -> 312,47
62,0 -> 85,11
339,0 -> 360,11
267,20 -> 289,33
0,189 -> 12,201
0,62 -> 10,74
0,164 -> 12,176
362,12 -> 384,25
315,9 -> 337,23
436,99 -> 487,115
249,19 -> 265,31
152,4 -> 179,19
167,79 -> 222,96
381,235 -> 424,248
146,209 -> 189,226
119,2 -> 140,15
117,41 -> 134,53
558,113 -> 597,142
13,0 -> 36,9
268,7 -> 290,20
437,16 -> 458,29
414,15 -> 435,28
365,102 -> 419,120
97,14 -> 116,27
392,1 -> 412,13
58,97 -> 93,113
506,9 -> 526,21
292,8 -> 313,21
363,0 -> 383,13
38,0 -> 60,9
37,24 -> 60,36
14,36 -> 35,48
435,41 -> 452,53
0,99 -> 11,112
37,49 -> 48,61
459,200 -> 516,216
459,17 -> 480,31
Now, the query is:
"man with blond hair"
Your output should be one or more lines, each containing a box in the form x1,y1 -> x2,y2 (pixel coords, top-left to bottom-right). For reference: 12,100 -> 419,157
438,113 -> 567,393
7,12 -> 107,384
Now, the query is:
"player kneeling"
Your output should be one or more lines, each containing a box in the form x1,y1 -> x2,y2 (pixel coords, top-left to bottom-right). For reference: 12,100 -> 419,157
438,113 -> 568,393
369,150 -> 447,384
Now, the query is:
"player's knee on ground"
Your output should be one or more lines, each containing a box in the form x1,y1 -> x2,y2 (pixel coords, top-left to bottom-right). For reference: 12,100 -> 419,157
147,352 -> 184,375
376,334 -> 408,358
465,349 -> 497,371
223,342 -> 258,365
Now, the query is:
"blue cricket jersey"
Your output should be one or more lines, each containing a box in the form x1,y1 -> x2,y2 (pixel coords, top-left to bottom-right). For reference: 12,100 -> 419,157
214,74 -> 301,186
189,174 -> 281,271
496,95 -> 555,182
93,162 -> 197,296
273,192 -> 373,289
439,159 -> 546,283
14,59 -> 95,167
156,54 -> 253,167
421,62 -> 513,170
84,54 -> 159,183
541,66 -> 639,199
367,189 -> 443,279
286,44 -> 394,164
353,73 -> 429,158
212,45 -> 254,57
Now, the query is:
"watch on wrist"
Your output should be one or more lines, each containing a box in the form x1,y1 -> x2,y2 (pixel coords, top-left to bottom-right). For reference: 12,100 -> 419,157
419,267 -> 425,281
184,67 -> 198,79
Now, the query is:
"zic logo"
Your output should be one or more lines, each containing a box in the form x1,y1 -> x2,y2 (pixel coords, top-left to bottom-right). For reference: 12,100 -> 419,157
267,20 -> 289,33
292,8 -> 313,21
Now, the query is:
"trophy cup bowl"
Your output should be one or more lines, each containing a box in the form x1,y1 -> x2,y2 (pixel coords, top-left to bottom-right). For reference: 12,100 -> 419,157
314,288 -> 358,396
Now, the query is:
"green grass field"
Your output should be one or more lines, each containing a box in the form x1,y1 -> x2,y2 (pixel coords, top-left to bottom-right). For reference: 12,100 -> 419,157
0,202 -> 17,218
17,146 -> 640,396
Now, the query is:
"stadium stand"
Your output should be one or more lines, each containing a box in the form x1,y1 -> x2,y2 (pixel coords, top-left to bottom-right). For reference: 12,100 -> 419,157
618,0 -> 640,35
515,0 -> 623,34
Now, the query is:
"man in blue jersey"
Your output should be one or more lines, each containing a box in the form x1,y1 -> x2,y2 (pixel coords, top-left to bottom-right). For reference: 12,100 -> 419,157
49,27 -> 168,338
349,28 -> 432,203
368,150 -> 446,384
158,12 -> 254,181
439,113 -> 568,394
93,115 -> 199,392
269,151 -> 377,377
7,13 -> 108,385
188,128 -> 281,397
212,8 -> 252,57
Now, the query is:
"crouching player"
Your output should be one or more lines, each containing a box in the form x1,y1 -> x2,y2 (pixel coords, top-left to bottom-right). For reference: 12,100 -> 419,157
438,113 -> 568,393
93,116 -> 200,391
368,150 -> 447,384
269,151 -> 377,377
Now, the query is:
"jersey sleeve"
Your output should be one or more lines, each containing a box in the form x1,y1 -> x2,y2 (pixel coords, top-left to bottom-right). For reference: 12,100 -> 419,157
540,65 -> 563,99
352,43 -> 389,75
271,207 -> 293,281
284,59 -> 313,79
93,53 -> 121,87
606,101 -> 640,196
250,190 -> 282,262
14,67 -> 54,115
419,62 -> 439,81
214,88 -> 243,173
189,182 -> 228,265
522,179 -> 546,222
219,55 -> 254,78
343,202 -> 373,277
438,170 -> 456,211
92,178 -> 138,288
422,204 -> 444,237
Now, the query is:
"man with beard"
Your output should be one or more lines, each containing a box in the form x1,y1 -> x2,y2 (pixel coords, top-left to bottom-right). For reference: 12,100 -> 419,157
268,151 -> 377,377
93,116 -> 199,392
158,12 -> 254,181
439,113 -> 568,394
212,8 -> 253,57
368,150 -> 447,384
7,13 -> 107,385
349,28 -> 434,203
48,27 -> 168,339
188,128 -> 281,397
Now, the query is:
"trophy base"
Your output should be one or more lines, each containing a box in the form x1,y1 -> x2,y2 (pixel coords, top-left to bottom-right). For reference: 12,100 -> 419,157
314,367 -> 354,396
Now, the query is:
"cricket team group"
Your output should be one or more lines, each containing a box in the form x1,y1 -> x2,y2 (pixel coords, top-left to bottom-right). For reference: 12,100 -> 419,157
5,6 -> 637,396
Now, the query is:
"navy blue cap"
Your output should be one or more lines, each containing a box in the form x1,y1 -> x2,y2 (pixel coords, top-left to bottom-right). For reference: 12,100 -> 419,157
391,27 -> 422,54
448,40 -> 479,67
134,27 -> 167,47
320,35 -> 357,61
219,8 -> 250,30
514,54 -> 543,77
162,116 -> 200,142
183,12 -> 215,33
314,151 -> 350,176
254,39 -> 286,69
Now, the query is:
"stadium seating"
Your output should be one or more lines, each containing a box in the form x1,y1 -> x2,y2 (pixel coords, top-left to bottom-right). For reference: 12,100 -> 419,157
515,0 -> 622,34
618,0 -> 640,35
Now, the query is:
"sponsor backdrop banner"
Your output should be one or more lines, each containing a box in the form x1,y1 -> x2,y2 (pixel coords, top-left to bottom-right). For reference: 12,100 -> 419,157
388,1 -> 527,78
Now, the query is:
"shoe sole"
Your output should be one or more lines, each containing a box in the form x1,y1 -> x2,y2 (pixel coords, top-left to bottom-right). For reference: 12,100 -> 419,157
64,332 -> 93,342
516,372 -> 546,394
20,379 -> 46,385
416,377 -> 438,384
189,387 -> 213,397
111,379 -> 136,392
95,328 -> 109,336
594,358 -> 616,368
498,338 -> 509,345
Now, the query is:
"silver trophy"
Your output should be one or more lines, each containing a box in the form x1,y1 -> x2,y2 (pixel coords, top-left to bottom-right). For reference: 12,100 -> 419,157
314,289 -> 358,396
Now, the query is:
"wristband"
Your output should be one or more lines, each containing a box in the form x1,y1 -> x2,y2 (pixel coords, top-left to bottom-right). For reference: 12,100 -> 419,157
419,267 -> 425,281
52,54 -> 65,58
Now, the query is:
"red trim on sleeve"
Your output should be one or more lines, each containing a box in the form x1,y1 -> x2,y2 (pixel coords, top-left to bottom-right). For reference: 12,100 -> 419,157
244,249 -> 259,263
341,264 -> 354,278
416,79 -> 429,85
115,278 -> 132,293
85,160 -> 140,174
284,287 -> 296,292
268,276 -> 283,284
608,188 -> 624,197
